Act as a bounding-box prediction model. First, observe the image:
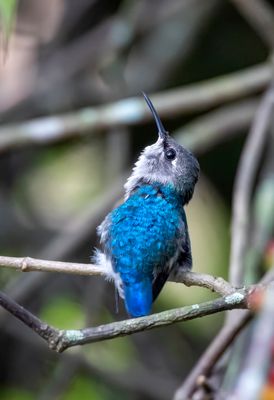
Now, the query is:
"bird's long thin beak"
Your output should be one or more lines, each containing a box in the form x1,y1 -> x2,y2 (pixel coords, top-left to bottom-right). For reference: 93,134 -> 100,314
142,92 -> 168,140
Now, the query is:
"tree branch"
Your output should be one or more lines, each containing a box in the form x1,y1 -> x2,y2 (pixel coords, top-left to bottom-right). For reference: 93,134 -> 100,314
0,256 -> 107,276
0,255 -> 235,296
0,255 -> 252,355
174,270 -> 236,296
0,290 -> 59,343
0,288 -> 249,353
0,63 -> 270,152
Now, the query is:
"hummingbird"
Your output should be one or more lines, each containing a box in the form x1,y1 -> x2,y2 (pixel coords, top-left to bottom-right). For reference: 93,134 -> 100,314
95,93 -> 199,317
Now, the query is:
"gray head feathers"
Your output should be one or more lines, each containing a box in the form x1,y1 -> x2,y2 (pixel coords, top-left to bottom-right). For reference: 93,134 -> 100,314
124,94 -> 199,203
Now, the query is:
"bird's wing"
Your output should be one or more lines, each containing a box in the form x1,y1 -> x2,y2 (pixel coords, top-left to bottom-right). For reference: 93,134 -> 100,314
152,212 -> 192,301
152,270 -> 170,301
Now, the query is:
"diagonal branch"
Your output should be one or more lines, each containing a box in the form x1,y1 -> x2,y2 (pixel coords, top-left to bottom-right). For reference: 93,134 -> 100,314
0,290 -> 58,343
0,288 -> 249,353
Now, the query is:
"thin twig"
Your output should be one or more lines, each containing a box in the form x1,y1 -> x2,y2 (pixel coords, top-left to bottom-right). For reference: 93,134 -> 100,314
0,288 -> 249,353
0,256 -> 107,276
229,85 -> 274,286
0,63 -> 270,152
174,270 -> 236,296
0,255 -> 235,296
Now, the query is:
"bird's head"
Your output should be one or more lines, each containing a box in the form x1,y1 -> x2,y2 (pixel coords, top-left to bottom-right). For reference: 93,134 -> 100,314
125,93 -> 200,204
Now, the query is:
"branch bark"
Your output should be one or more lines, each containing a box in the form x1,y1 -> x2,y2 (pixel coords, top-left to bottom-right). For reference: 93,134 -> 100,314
0,255 -> 235,296
0,288 -> 249,353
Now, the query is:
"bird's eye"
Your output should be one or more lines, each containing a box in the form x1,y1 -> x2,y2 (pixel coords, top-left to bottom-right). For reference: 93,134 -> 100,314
165,148 -> 176,160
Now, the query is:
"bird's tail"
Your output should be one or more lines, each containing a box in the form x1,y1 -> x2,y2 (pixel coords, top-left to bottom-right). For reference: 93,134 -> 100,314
124,278 -> 152,317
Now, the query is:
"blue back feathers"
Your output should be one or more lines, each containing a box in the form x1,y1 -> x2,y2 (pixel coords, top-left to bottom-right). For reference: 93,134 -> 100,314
105,183 -> 186,316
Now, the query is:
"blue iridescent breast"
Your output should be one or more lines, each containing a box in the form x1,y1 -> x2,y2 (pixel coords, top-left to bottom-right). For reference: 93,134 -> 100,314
106,184 -> 185,281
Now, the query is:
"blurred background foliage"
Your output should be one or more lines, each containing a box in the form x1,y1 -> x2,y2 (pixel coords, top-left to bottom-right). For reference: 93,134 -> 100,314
0,0 -> 272,399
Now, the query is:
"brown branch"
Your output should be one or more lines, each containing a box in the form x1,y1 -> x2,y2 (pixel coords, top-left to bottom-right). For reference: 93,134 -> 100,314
229,85 -> 274,286
174,270 -> 236,296
0,288 -> 249,353
230,0 -> 274,49
0,256 -> 107,276
0,63 -> 270,152
0,255 -> 248,356
0,255 -> 235,296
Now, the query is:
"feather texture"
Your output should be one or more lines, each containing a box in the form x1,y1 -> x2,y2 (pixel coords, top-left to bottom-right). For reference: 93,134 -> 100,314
97,183 -> 191,316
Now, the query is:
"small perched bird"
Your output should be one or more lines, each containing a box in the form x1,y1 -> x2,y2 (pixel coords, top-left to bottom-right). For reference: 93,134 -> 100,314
95,93 -> 199,317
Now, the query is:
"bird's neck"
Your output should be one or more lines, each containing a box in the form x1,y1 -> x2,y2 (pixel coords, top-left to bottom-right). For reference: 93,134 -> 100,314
128,180 -> 185,207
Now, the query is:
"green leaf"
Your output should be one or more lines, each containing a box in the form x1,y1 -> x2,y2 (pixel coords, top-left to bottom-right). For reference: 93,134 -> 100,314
0,0 -> 17,48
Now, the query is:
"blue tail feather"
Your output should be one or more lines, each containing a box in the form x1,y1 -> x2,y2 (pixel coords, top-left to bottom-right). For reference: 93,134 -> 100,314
124,278 -> 152,317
